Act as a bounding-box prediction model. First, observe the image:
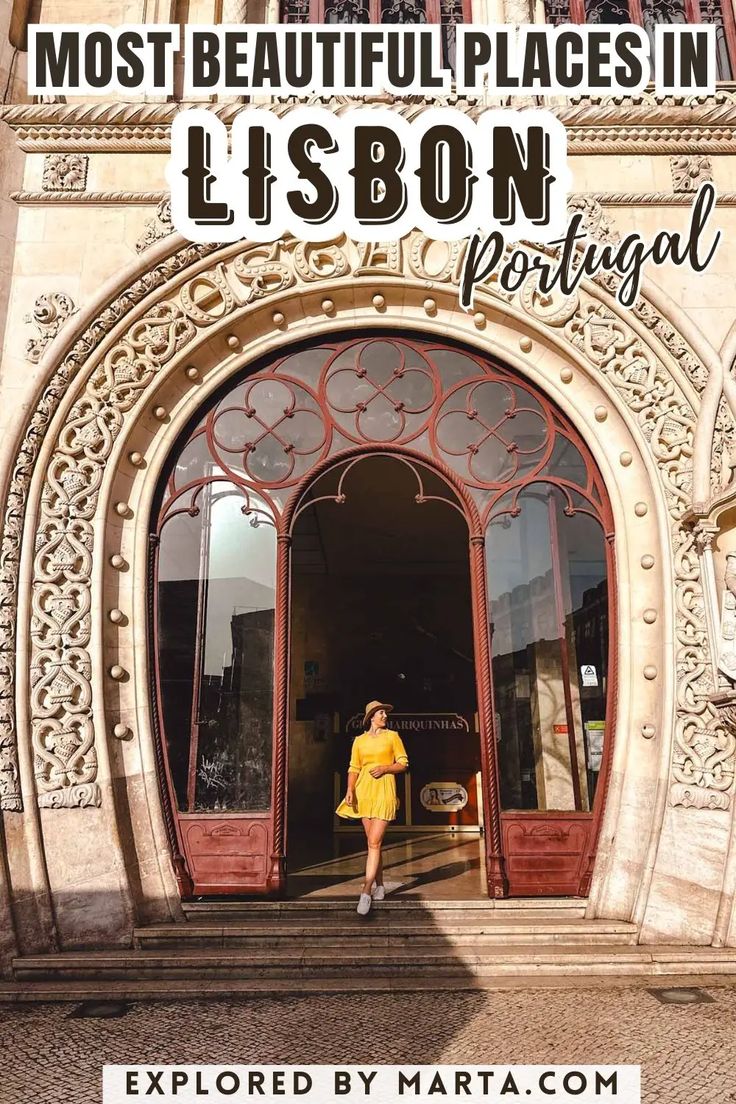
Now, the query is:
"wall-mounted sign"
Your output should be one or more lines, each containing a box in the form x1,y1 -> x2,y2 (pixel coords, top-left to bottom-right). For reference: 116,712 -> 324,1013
346,712 -> 471,736
585,721 -> 605,771
420,782 -> 469,813
581,664 -> 599,688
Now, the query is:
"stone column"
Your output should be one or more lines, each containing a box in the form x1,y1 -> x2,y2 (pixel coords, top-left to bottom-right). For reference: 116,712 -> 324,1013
221,0 -> 248,19
0,833 -> 18,977
503,0 -> 535,21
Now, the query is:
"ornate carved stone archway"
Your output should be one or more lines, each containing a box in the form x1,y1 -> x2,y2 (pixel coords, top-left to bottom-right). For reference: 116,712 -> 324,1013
1,230 -> 732,945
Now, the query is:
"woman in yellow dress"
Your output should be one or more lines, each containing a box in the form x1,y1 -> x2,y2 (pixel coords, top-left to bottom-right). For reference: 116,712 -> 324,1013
335,700 -> 409,915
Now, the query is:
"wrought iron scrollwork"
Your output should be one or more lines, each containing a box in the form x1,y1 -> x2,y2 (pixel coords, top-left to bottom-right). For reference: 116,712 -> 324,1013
280,0 -> 466,58
381,0 -> 428,21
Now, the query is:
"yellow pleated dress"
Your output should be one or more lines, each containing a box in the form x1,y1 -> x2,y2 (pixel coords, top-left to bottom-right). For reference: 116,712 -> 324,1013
335,730 -> 409,821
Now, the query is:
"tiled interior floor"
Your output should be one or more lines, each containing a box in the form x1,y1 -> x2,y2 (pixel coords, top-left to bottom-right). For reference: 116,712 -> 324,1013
287,830 -> 487,899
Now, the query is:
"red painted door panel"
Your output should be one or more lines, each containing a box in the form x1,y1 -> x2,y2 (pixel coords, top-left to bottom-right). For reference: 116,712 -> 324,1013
501,813 -> 592,896
181,817 -> 273,895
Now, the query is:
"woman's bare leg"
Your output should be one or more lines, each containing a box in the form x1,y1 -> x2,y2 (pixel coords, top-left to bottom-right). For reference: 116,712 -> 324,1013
362,818 -> 388,895
361,817 -> 372,891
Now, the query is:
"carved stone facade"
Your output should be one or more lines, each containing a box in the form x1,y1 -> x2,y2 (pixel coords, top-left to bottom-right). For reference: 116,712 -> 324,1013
718,554 -> 736,681
2,20 -> 736,963
23,293 -> 77,364
15,237 -> 725,822
135,197 -> 172,254
670,154 -> 714,193
41,153 -> 88,191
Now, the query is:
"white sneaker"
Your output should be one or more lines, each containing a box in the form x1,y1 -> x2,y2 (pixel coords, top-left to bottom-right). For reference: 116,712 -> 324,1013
371,884 -> 385,901
357,892 -> 372,916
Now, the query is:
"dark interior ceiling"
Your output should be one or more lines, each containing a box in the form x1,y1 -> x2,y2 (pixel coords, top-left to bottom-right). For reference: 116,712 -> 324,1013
292,456 -> 469,576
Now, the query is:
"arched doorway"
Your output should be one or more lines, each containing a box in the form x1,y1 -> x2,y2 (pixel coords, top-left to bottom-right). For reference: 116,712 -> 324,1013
287,453 -> 485,899
150,334 -> 615,899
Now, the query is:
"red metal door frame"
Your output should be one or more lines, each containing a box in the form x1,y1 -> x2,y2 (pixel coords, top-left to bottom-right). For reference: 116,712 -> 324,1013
149,520 -> 276,898
277,442 -> 508,898
149,441 -> 508,899
497,483 -> 617,897
148,334 -> 616,901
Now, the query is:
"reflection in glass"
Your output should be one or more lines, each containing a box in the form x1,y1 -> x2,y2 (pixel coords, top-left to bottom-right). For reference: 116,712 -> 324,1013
541,436 -> 589,490
430,348 -> 479,388
487,487 -> 608,812
436,378 -> 552,487
282,0 -> 310,19
640,0 -> 687,79
172,426 -> 210,490
324,340 -> 434,443
157,485 -> 276,812
276,348 -> 332,388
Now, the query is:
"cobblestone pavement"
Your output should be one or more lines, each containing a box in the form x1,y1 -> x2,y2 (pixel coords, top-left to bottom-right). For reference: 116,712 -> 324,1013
2,986 -> 735,1104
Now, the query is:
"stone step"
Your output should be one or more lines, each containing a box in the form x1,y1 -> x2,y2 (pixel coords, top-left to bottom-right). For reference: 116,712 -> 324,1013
3,969 -> 736,1002
135,918 -> 638,950
182,898 -> 588,919
14,943 -> 736,983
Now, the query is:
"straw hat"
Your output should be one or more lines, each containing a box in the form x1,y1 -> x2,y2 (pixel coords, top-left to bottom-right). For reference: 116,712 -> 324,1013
362,700 -> 394,730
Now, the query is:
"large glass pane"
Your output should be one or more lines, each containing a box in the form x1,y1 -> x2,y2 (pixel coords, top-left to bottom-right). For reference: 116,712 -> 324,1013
436,377 -> 552,488
324,340 -> 434,443
157,510 -> 201,810
157,484 -> 277,813
561,508 -> 609,808
487,487 -> 608,812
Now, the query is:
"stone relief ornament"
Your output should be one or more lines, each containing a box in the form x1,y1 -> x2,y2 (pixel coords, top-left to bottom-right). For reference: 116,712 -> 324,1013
1,232 -> 733,814
135,198 -> 172,254
0,731 -> 21,812
4,93 -> 736,156
41,153 -> 88,191
502,0 -> 535,23
24,293 -> 78,364
31,299 -> 196,807
718,554 -> 736,683
567,196 -> 620,243
692,355 -> 736,509
710,690 -> 736,739
670,155 -> 714,193
565,289 -> 734,810
712,397 -> 736,492
0,240 -> 219,811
